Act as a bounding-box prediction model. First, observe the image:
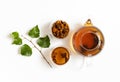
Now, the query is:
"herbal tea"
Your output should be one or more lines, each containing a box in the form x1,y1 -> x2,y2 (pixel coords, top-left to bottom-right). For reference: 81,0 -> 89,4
72,19 -> 104,56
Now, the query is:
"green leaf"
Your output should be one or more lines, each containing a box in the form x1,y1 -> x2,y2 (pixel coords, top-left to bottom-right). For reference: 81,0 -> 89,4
11,32 -> 19,39
20,44 -> 32,56
37,35 -> 50,48
28,25 -> 40,38
12,37 -> 22,45
10,32 -> 22,45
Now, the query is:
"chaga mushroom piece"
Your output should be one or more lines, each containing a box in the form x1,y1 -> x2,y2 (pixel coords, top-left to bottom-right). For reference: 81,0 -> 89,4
52,20 -> 69,38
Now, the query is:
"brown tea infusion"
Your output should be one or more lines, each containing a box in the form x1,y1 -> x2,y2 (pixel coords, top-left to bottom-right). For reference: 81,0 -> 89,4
51,47 -> 70,65
73,19 -> 104,56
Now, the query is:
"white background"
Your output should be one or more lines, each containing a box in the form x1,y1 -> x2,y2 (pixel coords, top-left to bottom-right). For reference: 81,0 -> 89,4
0,0 -> 120,82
